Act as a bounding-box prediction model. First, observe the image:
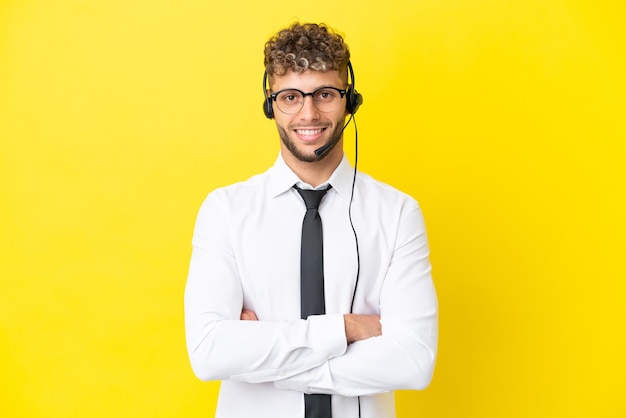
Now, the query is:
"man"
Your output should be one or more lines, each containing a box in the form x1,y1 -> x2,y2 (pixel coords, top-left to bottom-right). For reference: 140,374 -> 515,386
185,22 -> 438,418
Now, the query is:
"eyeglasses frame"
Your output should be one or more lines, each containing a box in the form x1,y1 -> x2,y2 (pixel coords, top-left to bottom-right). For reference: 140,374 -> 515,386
269,86 -> 347,115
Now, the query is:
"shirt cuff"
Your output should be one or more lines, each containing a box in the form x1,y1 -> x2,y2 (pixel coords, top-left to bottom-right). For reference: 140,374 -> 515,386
308,313 -> 347,360
274,313 -> 347,393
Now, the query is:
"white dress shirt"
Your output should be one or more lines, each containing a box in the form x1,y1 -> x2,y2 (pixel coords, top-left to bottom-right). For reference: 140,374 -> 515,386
185,154 -> 438,418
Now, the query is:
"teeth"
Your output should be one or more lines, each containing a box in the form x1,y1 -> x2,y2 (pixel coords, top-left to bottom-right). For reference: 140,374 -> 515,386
297,129 -> 323,135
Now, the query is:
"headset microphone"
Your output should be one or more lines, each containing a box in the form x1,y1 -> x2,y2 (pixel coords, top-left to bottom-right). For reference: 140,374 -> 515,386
314,143 -> 332,159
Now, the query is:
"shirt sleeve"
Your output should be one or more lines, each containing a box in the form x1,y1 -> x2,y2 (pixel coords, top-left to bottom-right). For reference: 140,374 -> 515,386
274,204 -> 438,396
184,190 -> 348,384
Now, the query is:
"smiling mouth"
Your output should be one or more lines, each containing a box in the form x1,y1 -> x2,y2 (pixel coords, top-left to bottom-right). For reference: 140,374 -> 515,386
294,128 -> 326,135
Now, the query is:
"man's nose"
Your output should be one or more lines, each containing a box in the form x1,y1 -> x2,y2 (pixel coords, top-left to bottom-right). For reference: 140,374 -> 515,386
298,95 -> 319,119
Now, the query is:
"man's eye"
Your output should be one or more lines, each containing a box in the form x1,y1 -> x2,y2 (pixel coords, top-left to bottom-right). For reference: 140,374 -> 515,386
278,91 -> 301,104
315,89 -> 337,101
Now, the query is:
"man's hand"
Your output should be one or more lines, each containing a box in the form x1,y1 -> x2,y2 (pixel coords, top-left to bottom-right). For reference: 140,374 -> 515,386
240,310 -> 258,321
344,314 -> 382,344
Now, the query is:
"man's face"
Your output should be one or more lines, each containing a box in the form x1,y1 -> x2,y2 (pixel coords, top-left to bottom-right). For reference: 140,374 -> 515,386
270,69 -> 347,163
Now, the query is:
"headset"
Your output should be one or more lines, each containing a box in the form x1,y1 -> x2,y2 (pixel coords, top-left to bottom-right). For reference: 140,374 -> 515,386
264,60 -> 365,418
262,61 -> 363,119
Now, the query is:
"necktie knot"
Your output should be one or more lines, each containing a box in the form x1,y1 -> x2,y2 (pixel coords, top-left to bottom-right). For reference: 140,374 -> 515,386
294,186 -> 331,210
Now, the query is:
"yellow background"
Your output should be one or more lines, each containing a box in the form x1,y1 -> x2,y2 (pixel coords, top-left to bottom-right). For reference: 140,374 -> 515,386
1,0 -> 624,416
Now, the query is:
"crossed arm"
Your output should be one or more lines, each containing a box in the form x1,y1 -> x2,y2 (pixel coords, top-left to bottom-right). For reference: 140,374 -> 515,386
241,310 -> 382,345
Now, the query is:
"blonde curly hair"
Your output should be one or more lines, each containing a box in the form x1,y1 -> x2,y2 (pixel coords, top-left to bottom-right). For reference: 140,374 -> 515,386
264,22 -> 350,78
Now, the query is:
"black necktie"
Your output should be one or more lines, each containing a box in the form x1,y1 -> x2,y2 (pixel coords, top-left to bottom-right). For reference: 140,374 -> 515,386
295,185 -> 332,418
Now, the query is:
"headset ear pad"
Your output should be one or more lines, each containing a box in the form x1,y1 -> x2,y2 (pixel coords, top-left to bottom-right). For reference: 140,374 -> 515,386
346,85 -> 363,115
262,71 -> 274,119
263,96 -> 274,119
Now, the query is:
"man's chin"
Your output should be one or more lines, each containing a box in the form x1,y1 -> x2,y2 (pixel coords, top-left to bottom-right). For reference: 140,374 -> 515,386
294,149 -> 322,163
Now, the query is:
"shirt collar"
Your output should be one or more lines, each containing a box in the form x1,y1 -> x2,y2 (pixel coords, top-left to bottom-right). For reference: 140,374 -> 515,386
267,153 -> 355,200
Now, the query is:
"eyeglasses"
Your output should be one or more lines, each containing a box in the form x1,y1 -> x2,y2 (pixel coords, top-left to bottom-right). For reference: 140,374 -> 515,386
269,86 -> 347,115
